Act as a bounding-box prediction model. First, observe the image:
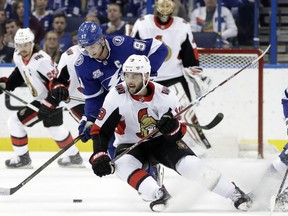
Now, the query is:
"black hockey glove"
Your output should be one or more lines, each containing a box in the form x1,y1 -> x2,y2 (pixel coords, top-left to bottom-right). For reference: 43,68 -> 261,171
38,95 -> 58,120
89,152 -> 115,177
0,77 -> 8,94
51,83 -> 69,102
157,111 -> 180,135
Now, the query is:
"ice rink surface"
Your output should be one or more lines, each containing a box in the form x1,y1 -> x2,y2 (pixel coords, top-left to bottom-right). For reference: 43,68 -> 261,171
0,151 -> 287,216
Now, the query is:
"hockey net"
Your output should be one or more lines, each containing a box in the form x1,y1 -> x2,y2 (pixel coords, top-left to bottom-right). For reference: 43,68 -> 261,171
194,48 -> 264,158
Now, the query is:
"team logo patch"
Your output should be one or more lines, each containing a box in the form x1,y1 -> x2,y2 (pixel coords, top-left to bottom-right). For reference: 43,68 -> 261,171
176,140 -> 189,149
75,55 -> 84,66
112,36 -> 125,46
19,108 -> 27,116
92,69 -> 104,79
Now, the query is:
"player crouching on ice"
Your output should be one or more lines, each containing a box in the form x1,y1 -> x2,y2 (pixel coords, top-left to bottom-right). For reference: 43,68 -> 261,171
88,54 -> 252,212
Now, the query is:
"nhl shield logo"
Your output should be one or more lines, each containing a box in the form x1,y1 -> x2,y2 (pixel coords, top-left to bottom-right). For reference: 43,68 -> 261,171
176,140 -> 188,149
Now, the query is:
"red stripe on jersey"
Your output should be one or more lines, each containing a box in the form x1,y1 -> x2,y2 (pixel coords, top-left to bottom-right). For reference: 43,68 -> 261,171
115,120 -> 126,135
22,112 -> 38,125
70,107 -> 82,121
131,82 -> 155,102
56,133 -> 74,148
154,15 -> 174,29
90,124 -> 101,136
128,169 -> 149,190
196,17 -> 204,25
11,135 -> 28,146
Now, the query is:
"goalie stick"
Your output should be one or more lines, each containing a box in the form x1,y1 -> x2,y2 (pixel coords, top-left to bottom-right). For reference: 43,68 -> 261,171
112,45 -> 271,164
184,113 -> 223,130
0,134 -> 83,196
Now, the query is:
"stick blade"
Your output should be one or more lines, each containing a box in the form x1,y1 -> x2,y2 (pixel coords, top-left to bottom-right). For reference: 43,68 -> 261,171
0,188 -> 12,196
204,112 -> 224,129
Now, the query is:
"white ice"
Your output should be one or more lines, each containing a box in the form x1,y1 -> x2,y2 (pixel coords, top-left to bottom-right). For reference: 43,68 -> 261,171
0,151 -> 287,216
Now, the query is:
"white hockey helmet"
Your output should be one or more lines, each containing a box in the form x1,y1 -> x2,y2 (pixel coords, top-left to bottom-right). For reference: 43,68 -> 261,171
122,54 -> 151,76
14,28 -> 35,44
122,55 -> 151,95
156,0 -> 175,16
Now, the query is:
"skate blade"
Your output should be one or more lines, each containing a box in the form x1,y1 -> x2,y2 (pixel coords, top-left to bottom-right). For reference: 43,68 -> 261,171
58,164 -> 86,168
6,164 -> 33,169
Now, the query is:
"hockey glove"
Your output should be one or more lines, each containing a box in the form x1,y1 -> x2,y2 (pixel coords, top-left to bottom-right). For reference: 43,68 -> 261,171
279,143 -> 288,166
38,94 -> 59,120
51,83 -> 69,102
78,116 -> 94,142
38,100 -> 56,120
0,77 -> 8,94
157,111 -> 180,135
89,152 -> 115,177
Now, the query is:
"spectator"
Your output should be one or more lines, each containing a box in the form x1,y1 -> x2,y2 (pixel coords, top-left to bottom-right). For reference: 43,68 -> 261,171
47,0 -> 83,17
71,30 -> 77,45
3,18 -> 20,48
42,31 -> 62,63
0,0 -> 13,19
190,0 -> 238,47
85,11 -> 101,24
101,2 -> 126,35
0,27 -> 14,63
12,0 -> 45,44
41,12 -> 72,52
0,7 -> 6,32
85,0 -> 110,23
172,0 -> 190,21
32,0 -> 54,32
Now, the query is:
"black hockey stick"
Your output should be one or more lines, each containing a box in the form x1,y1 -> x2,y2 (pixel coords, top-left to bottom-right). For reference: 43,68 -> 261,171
184,113 -> 223,130
112,45 -> 270,164
1,87 -> 38,112
0,134 -> 84,196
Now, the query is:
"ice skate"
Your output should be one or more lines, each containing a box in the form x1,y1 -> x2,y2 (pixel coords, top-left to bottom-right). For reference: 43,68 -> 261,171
230,182 -> 252,211
5,151 -> 33,169
150,186 -> 171,212
57,152 -> 85,168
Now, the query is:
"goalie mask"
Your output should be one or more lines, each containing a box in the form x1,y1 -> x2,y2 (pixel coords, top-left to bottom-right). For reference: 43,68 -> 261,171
122,54 -> 151,95
156,0 -> 175,23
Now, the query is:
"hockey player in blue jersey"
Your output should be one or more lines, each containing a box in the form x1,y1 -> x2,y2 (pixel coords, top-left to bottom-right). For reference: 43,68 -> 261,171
75,21 -> 168,144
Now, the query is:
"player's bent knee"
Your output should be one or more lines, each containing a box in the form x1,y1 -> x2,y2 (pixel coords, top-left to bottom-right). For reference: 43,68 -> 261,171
115,154 -> 142,181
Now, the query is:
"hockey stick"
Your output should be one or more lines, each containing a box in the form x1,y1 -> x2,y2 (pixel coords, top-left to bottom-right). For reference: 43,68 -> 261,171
0,134 -> 84,196
270,167 -> 288,215
111,45 -> 270,164
69,96 -> 85,103
1,87 -> 38,112
184,112 -> 223,130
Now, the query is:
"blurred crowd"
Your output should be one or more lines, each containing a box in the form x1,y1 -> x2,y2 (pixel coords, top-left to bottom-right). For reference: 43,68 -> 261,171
0,0 -> 270,64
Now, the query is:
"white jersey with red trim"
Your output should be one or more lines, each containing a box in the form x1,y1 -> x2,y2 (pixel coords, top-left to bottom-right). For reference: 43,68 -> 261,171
131,14 -> 198,81
94,81 -> 181,147
57,45 -> 84,109
13,50 -> 57,101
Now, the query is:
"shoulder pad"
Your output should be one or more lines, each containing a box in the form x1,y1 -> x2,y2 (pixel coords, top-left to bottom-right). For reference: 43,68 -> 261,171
115,84 -> 125,94
112,36 -> 125,46
34,54 -> 44,60
75,54 -> 84,66
66,48 -> 73,55
161,86 -> 170,95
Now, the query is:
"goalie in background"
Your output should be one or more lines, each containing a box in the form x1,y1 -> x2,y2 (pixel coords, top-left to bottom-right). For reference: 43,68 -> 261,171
88,54 -> 252,212
249,87 -> 288,211
130,0 -> 212,150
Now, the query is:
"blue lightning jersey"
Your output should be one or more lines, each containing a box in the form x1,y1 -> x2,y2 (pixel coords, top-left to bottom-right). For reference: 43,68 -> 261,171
74,35 -> 168,121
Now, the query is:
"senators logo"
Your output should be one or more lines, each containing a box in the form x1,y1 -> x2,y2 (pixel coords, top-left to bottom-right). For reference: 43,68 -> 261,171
136,108 -> 157,138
